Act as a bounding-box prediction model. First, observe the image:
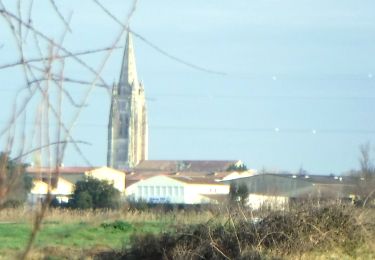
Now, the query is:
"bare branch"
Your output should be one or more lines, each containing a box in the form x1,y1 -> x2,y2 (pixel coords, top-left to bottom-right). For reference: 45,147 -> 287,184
11,140 -> 91,162
0,8 -> 110,87
48,0 -> 72,33
91,0 -> 226,76
0,46 -> 120,76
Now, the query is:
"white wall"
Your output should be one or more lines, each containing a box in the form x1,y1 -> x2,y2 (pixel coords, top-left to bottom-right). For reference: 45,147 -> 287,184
126,176 -> 230,204
87,167 -> 126,193
126,176 -> 185,204
247,194 -> 289,210
52,178 -> 74,196
184,184 -> 229,204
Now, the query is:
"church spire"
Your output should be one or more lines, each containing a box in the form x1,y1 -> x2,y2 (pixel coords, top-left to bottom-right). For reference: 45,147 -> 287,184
107,30 -> 148,170
119,30 -> 139,93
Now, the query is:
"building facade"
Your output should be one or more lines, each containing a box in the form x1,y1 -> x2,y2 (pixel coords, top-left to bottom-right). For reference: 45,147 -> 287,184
126,175 -> 229,204
224,173 -> 358,209
107,31 -> 148,169
26,166 -> 126,204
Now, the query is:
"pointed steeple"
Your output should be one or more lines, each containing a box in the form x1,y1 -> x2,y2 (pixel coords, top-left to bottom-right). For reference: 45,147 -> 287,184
119,30 -> 139,94
107,30 -> 148,170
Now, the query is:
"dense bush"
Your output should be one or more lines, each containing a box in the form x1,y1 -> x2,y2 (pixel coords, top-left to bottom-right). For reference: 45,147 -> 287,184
75,191 -> 93,209
101,220 -> 133,232
69,177 -> 120,209
229,182 -> 249,206
98,205 -> 361,260
0,152 -> 32,207
227,163 -> 248,172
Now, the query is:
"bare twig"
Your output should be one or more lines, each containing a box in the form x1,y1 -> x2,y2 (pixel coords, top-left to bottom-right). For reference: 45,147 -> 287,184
0,46 -> 121,72
207,226 -> 231,260
11,140 -> 91,162
91,0 -> 226,76
227,207 -> 242,254
363,188 -> 375,208
0,8 -> 110,87
48,0 -> 72,33
20,192 -> 52,260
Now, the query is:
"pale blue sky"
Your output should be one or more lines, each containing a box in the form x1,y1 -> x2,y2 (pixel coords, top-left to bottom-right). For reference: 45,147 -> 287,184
1,1 -> 374,174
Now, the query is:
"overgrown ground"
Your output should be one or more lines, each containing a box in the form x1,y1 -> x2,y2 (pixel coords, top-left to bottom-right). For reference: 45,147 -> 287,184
0,208 -> 215,259
0,220 -> 164,259
0,205 -> 374,259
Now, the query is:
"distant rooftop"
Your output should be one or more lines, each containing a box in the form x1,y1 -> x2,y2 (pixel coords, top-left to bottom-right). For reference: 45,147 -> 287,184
26,166 -> 125,175
133,160 -> 242,172
26,166 -> 96,174
125,174 -> 227,187
264,173 -> 359,185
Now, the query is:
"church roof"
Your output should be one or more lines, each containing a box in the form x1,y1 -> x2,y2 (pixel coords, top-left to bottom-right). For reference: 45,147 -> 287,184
134,160 -> 241,172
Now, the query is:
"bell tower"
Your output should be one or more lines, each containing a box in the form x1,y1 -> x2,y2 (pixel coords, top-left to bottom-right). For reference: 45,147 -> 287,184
107,31 -> 148,169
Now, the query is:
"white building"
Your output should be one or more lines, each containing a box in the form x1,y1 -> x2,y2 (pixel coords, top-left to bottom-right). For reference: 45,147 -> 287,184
26,166 -> 126,204
247,193 -> 289,210
126,175 -> 229,204
28,177 -> 75,204
224,173 -> 358,210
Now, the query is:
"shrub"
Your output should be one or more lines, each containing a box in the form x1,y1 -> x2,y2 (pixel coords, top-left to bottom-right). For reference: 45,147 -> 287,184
227,163 -> 248,172
75,191 -> 93,209
229,182 -> 249,206
70,177 -> 120,209
0,152 -> 32,206
104,205 -> 361,259
101,220 -> 133,232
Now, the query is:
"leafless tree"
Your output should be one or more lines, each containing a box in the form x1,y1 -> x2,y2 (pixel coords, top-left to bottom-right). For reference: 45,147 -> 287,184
0,1 -> 224,258
0,1 -> 137,258
355,142 -> 375,207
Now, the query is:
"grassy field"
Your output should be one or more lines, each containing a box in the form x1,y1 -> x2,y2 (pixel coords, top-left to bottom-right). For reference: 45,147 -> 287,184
0,208 -> 216,259
0,206 -> 374,259
0,221 -> 165,250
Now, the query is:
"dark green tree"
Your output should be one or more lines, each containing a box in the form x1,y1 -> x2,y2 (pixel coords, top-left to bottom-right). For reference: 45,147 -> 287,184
0,152 -> 32,207
75,191 -> 93,209
229,182 -> 249,206
70,177 -> 120,209
227,163 -> 248,172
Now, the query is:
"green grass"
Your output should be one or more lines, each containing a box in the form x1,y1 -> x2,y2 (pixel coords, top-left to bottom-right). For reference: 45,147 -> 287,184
0,220 -> 167,255
0,223 -> 31,250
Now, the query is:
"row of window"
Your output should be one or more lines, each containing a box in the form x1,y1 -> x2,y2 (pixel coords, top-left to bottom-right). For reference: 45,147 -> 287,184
137,185 -> 184,198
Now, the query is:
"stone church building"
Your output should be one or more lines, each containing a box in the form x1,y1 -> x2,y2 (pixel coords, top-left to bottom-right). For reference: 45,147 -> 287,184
106,31 -> 245,174
107,31 -> 148,169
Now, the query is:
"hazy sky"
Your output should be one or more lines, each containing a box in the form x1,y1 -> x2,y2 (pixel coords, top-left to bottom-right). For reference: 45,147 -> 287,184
1,1 -> 375,174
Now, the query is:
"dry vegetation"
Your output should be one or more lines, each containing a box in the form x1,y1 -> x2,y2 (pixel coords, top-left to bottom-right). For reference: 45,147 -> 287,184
1,2 -> 375,260
0,1 -> 140,258
0,202 -> 374,259
0,206 -> 217,226
97,204 -> 375,260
